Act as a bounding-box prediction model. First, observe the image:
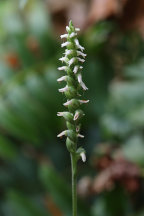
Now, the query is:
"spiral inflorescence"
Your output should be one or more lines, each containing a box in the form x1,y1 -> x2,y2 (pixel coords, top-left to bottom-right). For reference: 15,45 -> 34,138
57,20 -> 88,162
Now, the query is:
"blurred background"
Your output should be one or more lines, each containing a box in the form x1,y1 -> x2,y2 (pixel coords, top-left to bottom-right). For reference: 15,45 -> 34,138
0,0 -> 144,215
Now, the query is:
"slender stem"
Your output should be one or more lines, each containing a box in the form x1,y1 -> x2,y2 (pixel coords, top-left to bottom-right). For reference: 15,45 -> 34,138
71,153 -> 77,216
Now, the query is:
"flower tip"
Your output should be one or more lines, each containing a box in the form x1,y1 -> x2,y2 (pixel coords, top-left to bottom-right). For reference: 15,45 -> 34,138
80,152 -> 86,162
57,130 -> 66,138
78,134 -> 84,138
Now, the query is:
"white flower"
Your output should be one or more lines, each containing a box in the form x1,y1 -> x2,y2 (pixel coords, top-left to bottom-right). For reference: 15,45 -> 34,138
61,41 -> 71,47
57,130 -> 66,138
58,66 -> 67,71
59,86 -> 69,93
80,152 -> 86,162
70,32 -> 77,38
77,51 -> 87,58
69,57 -> 76,66
74,39 -> 85,51
75,28 -> 80,31
57,76 -> 67,82
66,26 -> 70,32
65,49 -> 73,56
57,112 -> 64,116
77,74 -> 88,90
63,100 -> 73,106
60,34 -> 68,39
59,57 -> 67,63
73,65 -> 79,74
79,100 -> 89,104
77,57 -> 85,63
78,134 -> 84,138
73,111 -> 79,121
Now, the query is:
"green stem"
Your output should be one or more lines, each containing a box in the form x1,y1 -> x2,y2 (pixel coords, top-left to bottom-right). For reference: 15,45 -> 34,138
71,153 -> 77,216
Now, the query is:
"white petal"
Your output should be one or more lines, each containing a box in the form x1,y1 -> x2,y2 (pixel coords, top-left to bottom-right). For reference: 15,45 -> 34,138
80,152 -> 86,162
77,57 -> 85,63
73,65 -> 79,74
77,74 -> 88,90
65,49 -> 73,56
60,34 -> 68,39
78,134 -> 84,138
76,126 -> 80,132
77,51 -> 87,58
66,26 -> 70,32
57,76 -> 67,82
61,41 -> 71,47
63,100 -> 72,106
80,66 -> 83,69
57,112 -> 64,116
75,28 -> 80,31
70,32 -> 77,38
79,100 -> 89,104
69,57 -> 76,66
81,82 -> 88,91
78,74 -> 82,83
58,66 -> 67,71
74,39 -> 85,51
57,130 -> 66,138
58,86 -> 68,93
59,57 -> 67,63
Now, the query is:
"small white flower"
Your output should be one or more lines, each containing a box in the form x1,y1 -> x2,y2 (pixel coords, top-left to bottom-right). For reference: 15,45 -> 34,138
80,152 -> 86,162
65,49 -> 73,56
73,65 -> 79,74
76,126 -> 80,132
59,57 -> 67,63
77,57 -> 85,63
70,32 -> 77,38
59,86 -> 69,93
57,112 -> 64,116
69,57 -> 76,66
66,26 -> 70,32
77,51 -> 87,58
77,74 -> 88,90
73,111 -> 79,121
63,100 -> 73,106
60,34 -> 68,39
57,130 -> 66,138
80,66 -> 83,69
78,134 -> 84,138
79,100 -> 89,104
61,41 -> 71,47
58,66 -> 67,71
75,28 -> 80,31
74,39 -> 85,51
57,76 -> 67,82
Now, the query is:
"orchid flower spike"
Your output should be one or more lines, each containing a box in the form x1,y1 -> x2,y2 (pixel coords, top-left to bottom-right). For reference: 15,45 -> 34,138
57,20 -> 88,216
57,20 -> 88,154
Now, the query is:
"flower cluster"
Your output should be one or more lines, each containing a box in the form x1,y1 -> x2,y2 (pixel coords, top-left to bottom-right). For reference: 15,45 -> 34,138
57,21 -> 88,162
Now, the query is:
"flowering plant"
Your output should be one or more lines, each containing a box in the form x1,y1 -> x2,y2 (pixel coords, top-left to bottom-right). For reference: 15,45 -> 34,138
57,20 -> 88,216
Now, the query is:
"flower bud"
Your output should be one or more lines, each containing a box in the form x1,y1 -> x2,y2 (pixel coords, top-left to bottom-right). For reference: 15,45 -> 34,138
66,137 -> 75,153
74,109 -> 85,121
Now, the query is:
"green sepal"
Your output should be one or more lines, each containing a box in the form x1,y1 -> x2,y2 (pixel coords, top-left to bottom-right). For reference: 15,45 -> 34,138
65,86 -> 77,99
68,99 -> 80,111
66,130 -> 77,142
62,112 -> 73,122
66,137 -> 75,153
66,121 -> 75,131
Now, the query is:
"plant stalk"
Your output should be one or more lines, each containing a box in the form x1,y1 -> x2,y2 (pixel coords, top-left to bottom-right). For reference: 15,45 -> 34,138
71,153 -> 77,216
